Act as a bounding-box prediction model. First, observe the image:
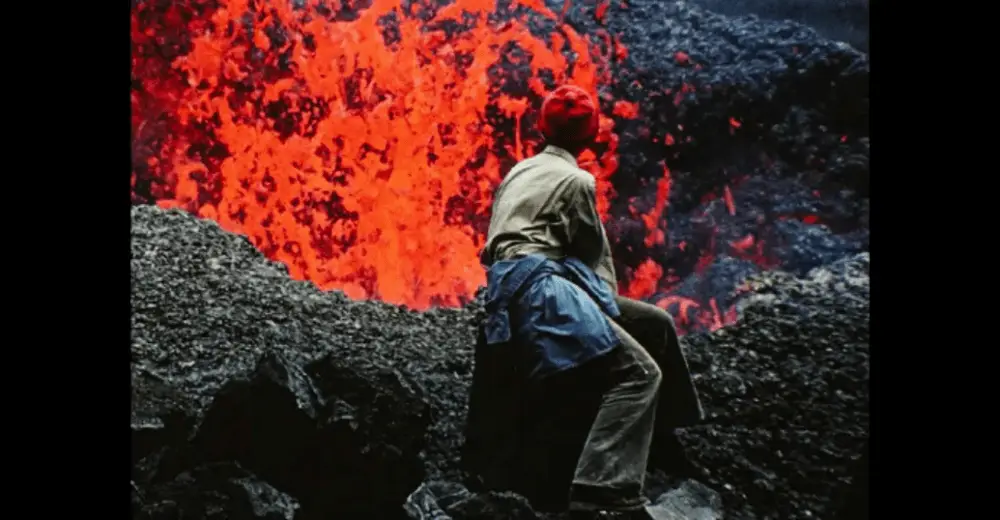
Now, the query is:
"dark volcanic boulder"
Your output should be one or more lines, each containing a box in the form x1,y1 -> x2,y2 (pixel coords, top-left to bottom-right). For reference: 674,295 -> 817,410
676,253 -> 870,519
564,0 -> 870,208
401,479 -> 724,520
404,481 -> 541,520
134,462 -> 300,520
131,205 -> 434,519
646,479 -> 725,520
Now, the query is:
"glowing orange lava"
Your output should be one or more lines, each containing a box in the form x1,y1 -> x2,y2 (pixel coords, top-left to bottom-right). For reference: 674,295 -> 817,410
132,0 -> 630,309
132,0 -> 773,333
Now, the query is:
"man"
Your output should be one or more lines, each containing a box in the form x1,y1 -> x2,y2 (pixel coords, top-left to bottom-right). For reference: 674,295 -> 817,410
479,85 -> 704,520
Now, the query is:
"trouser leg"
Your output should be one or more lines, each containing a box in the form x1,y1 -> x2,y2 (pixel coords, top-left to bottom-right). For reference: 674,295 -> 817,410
568,319 -> 663,512
613,296 -> 704,428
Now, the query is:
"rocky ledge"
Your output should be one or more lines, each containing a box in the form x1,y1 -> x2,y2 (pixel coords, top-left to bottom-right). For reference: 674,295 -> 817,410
131,205 -> 868,519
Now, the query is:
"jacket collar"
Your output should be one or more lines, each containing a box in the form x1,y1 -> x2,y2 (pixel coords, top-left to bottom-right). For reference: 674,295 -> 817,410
541,145 -> 579,167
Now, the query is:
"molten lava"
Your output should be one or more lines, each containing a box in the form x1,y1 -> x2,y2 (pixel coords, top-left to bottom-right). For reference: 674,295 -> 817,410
132,0 -> 790,333
132,0 -> 636,309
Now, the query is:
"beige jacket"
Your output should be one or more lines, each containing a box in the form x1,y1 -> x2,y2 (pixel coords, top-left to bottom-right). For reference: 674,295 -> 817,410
482,145 -> 617,291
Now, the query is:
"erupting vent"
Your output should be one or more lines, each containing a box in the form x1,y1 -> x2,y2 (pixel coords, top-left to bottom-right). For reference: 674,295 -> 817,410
131,0 -> 868,334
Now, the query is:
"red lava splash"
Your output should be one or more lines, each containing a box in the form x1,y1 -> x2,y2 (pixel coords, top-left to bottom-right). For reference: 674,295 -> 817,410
133,0 -> 635,310
131,0 -> 785,332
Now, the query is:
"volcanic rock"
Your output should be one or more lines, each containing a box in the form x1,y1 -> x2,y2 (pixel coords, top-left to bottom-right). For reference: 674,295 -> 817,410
683,0 -> 868,51
589,1 -> 868,202
132,204 -> 868,519
576,0 -> 869,281
131,205 -> 434,519
134,462 -> 300,520
404,481 -> 540,520
675,253 -> 869,519
646,479 -> 725,520
401,479 -> 724,520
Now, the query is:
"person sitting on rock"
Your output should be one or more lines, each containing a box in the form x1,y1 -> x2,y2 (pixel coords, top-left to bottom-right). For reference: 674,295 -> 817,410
479,85 -> 705,520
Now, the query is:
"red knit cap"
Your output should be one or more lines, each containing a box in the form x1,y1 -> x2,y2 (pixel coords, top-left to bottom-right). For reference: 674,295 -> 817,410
538,85 -> 600,147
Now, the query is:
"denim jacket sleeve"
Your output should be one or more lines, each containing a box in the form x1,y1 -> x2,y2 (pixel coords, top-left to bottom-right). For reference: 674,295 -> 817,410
483,255 -> 547,346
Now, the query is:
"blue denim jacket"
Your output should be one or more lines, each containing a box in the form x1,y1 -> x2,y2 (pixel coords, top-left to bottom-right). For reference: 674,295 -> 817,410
483,254 -> 621,380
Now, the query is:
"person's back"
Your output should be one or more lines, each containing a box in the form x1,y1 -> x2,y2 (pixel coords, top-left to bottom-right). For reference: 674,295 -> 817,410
483,147 -> 617,290
477,85 -> 703,520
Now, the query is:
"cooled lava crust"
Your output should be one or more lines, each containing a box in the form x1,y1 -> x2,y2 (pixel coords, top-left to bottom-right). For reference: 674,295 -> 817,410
130,206 -> 868,520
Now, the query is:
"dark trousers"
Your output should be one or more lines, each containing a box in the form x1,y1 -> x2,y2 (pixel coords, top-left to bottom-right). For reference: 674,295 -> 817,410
567,296 -> 704,512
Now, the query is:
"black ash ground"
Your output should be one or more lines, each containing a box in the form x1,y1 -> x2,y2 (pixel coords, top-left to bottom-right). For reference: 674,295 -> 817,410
131,204 -> 867,520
